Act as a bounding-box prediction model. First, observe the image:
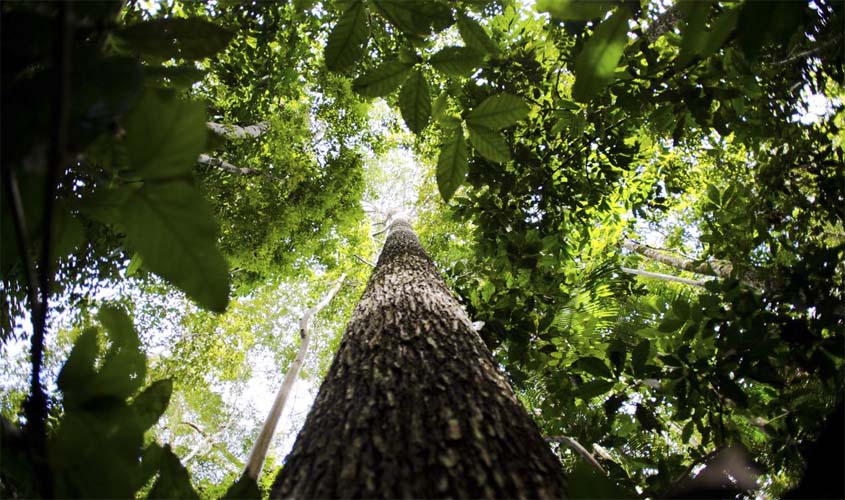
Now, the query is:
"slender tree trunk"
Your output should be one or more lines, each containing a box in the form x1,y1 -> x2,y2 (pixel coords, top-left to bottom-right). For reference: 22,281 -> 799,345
271,218 -> 567,498
244,273 -> 347,481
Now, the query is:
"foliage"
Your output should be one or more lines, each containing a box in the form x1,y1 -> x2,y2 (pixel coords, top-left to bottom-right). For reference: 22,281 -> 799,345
2,0 -> 843,498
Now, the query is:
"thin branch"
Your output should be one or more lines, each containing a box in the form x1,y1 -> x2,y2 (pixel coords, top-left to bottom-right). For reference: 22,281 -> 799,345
197,154 -> 280,181
622,239 -> 733,278
243,273 -> 347,481
774,35 -> 844,66
207,121 -> 271,140
4,171 -> 41,324
353,255 -> 375,268
546,436 -> 606,474
621,266 -> 709,287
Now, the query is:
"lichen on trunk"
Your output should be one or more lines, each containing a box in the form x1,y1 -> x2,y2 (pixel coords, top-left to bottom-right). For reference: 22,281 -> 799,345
271,218 -> 567,499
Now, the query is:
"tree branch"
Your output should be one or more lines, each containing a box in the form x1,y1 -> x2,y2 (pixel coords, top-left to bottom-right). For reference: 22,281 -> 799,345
622,239 -> 734,278
546,436 -> 606,474
207,121 -> 271,140
243,273 -> 347,480
197,154 -> 280,181
621,266 -> 709,287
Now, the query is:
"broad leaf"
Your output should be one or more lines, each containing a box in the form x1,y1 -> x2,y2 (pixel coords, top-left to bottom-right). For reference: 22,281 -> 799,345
352,61 -> 413,97
148,444 -> 200,500
399,70 -> 431,134
457,16 -> 498,56
567,461 -> 636,499
571,7 -> 632,102
632,339 -> 651,376
574,380 -> 615,400
537,0 -> 618,21
120,181 -> 230,312
324,0 -> 369,71
436,133 -> 468,202
95,305 -> 146,400
125,91 -> 206,180
576,356 -> 613,379
56,327 -> 99,401
372,0 -> 452,37
430,46 -> 484,77
118,18 -> 233,61
468,125 -> 511,163
465,93 -> 530,130
132,379 -> 173,431
677,0 -> 711,67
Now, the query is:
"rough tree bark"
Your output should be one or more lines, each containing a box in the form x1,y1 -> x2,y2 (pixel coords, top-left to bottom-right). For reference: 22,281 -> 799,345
270,218 -> 567,498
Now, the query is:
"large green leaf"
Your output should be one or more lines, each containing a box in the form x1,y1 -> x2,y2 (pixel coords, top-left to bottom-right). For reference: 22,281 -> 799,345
567,461 -> 636,499
632,339 -> 651,377
537,0 -> 618,21
430,46 -> 484,77
676,0 -> 712,67
117,18 -> 233,61
56,327 -> 99,403
120,181 -> 230,312
352,61 -> 413,97
94,305 -> 146,400
147,444 -> 200,500
571,7 -> 632,102
436,133 -> 468,202
125,91 -> 206,180
372,0 -> 452,37
132,379 -> 173,431
467,124 -> 511,163
398,70 -> 431,134
457,16 -> 498,56
465,93 -> 530,130
324,0 -> 369,71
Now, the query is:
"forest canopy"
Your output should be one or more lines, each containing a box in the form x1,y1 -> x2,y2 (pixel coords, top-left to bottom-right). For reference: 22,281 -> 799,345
1,0 -> 843,498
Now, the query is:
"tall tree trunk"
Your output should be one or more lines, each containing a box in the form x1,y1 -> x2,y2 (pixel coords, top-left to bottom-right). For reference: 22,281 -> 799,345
270,218 -> 567,498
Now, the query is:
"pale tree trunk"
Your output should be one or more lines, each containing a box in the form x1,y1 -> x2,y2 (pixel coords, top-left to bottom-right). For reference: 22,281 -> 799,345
207,121 -> 271,140
197,154 -> 278,180
243,273 -> 347,481
271,218 -> 567,498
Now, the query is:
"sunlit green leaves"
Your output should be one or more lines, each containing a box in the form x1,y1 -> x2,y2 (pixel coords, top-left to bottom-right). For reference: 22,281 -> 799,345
117,18 -> 234,61
125,91 -> 206,180
121,182 -> 230,312
536,0 -> 617,21
352,61 -> 412,97
399,69 -> 431,133
437,133 -> 468,202
465,93 -> 530,130
457,16 -> 498,56
324,0 -> 369,71
571,7 -> 631,102
430,46 -> 484,77
467,125 -> 511,163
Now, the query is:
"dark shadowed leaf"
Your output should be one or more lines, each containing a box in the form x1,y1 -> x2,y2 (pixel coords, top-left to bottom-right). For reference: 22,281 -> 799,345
372,0 -> 452,36
399,70 -> 431,133
132,379 -> 173,431
324,0 -> 369,71
148,444 -> 200,500
430,46 -> 484,77
571,7 -> 632,102
467,125 -> 511,162
567,461 -> 636,499
576,356 -> 614,379
574,380 -> 615,400
437,133 -> 468,202
117,18 -> 233,61
457,16 -> 498,55
120,181 -> 230,312
465,93 -> 530,130
352,61 -> 413,97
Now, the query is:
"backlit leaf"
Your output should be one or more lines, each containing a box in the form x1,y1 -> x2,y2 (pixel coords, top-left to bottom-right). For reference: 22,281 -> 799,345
465,93 -> 530,130
467,125 -> 511,163
430,46 -> 484,77
437,133 -> 468,202
571,7 -> 632,102
457,16 -> 498,55
399,70 -> 431,134
324,0 -> 369,71
537,0 -> 618,21
352,61 -> 413,97
132,379 -> 173,431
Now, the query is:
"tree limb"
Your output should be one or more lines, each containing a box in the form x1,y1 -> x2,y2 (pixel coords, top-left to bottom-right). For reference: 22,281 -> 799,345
207,121 -> 271,140
197,154 -> 280,181
621,266 -> 709,287
243,273 -> 347,480
622,239 -> 734,278
546,436 -> 606,474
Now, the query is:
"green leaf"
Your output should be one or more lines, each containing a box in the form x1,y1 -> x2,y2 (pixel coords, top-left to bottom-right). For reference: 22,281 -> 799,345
56,327 -> 99,399
465,93 -> 530,130
324,0 -> 369,71
117,18 -> 233,61
467,125 -> 511,163
97,304 -> 138,348
222,475 -> 261,500
352,61 -> 413,97
576,356 -> 613,379
398,70 -> 431,134
676,0 -> 711,67
571,7 -> 632,102
372,0 -> 452,37
457,16 -> 498,56
567,461 -> 636,499
148,445 -> 199,500
574,380 -> 615,400
436,133 -> 468,202
430,46 -> 484,77
658,317 -> 685,333
121,181 -> 230,312
144,65 -> 206,89
632,339 -> 651,376
125,91 -> 206,180
635,403 -> 662,431
537,0 -> 618,21
132,379 -> 173,431
672,298 -> 691,320
701,6 -> 740,57
96,305 -> 146,399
